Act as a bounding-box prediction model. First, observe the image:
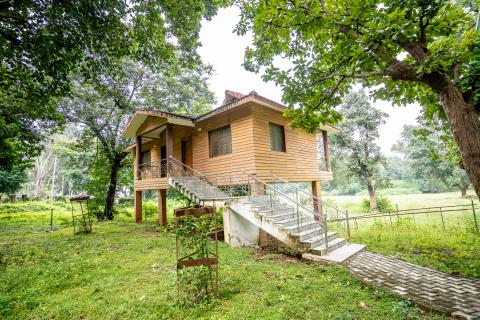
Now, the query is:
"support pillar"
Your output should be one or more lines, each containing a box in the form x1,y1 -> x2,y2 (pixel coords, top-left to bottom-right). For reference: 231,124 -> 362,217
136,136 -> 142,179
312,180 -> 321,221
158,189 -> 167,226
322,131 -> 331,171
166,124 -> 173,172
134,190 -> 143,223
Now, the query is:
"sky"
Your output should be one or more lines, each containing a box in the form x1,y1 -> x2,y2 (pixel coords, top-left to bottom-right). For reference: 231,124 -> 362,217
198,7 -> 422,155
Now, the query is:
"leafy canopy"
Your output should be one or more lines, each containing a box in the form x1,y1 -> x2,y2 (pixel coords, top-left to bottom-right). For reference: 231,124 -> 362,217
0,0 -> 224,170
393,123 -> 470,192
330,90 -> 390,189
236,0 -> 479,130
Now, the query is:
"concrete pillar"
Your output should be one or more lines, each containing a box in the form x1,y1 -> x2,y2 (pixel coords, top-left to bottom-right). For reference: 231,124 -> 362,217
311,180 -> 322,221
158,189 -> 167,226
134,190 -> 142,223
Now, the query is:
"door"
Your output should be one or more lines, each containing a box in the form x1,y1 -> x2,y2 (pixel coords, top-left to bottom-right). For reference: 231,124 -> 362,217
181,139 -> 192,168
160,145 -> 167,177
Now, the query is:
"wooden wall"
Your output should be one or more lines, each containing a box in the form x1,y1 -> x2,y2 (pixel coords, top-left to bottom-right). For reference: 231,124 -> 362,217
192,105 -> 256,183
131,101 -> 333,191
250,105 -> 332,182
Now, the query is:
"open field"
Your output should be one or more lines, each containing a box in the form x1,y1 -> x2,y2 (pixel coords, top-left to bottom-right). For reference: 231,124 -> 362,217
0,201 -> 445,320
324,191 -> 480,278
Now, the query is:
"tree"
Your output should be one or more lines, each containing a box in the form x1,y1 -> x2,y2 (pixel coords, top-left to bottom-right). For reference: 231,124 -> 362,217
330,91 -> 389,211
0,168 -> 27,199
393,124 -> 471,196
236,0 -> 480,199
58,60 -> 215,219
0,0 -> 222,171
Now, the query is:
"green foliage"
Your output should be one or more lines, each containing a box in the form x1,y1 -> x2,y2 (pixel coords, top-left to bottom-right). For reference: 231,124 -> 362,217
175,211 -> 218,304
0,168 -> 27,196
236,0 -> 479,130
361,196 -> 395,213
393,122 -> 470,194
351,214 -> 480,278
57,59 -> 215,219
0,0 -> 223,171
0,202 -> 444,319
329,91 -> 390,203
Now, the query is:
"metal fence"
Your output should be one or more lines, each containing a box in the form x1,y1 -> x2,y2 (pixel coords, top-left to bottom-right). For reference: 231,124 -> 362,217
329,201 -> 479,233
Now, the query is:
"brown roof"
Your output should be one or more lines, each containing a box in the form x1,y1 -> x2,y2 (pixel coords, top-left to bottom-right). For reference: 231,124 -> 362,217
122,90 -> 338,144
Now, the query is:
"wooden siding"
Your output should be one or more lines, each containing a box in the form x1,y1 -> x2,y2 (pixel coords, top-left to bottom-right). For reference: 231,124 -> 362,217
136,116 -> 166,136
132,101 -> 332,191
192,105 -> 256,182
250,104 -> 332,182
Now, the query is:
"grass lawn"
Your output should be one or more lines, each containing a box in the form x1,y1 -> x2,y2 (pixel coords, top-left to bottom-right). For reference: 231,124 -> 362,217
0,202 -> 445,320
324,191 -> 480,278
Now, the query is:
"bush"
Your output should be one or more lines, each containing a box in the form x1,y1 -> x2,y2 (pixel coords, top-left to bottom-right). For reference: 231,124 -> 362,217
361,196 -> 394,213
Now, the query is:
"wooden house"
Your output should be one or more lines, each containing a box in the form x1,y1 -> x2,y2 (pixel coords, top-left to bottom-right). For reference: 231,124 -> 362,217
122,90 -> 338,224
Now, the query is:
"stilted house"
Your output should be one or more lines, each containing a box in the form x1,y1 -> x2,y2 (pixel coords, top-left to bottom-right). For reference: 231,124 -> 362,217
122,90 -> 364,262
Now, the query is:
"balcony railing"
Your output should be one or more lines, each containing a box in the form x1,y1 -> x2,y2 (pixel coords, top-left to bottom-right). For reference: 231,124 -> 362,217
137,160 -> 167,179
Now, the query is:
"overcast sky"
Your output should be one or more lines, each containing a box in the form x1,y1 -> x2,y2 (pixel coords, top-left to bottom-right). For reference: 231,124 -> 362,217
198,7 -> 422,155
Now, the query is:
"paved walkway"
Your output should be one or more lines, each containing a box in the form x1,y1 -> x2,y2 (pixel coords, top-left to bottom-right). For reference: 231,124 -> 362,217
345,252 -> 480,320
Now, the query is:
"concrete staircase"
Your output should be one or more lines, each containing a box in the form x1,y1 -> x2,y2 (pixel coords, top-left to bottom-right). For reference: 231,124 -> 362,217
169,173 -> 365,263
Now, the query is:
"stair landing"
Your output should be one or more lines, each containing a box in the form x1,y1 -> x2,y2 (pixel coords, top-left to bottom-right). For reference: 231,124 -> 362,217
302,243 -> 366,264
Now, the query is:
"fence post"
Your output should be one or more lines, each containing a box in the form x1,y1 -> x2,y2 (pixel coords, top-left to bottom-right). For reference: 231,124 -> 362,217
396,204 -> 400,222
345,209 -> 351,243
439,207 -> 446,232
50,209 -> 53,231
472,200 -> 479,233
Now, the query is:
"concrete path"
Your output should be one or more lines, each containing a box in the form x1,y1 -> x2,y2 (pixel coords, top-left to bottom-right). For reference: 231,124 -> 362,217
345,252 -> 480,320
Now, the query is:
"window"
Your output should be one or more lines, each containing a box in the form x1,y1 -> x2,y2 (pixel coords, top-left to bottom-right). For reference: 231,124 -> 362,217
269,123 -> 286,152
140,150 -> 151,168
209,125 -> 232,157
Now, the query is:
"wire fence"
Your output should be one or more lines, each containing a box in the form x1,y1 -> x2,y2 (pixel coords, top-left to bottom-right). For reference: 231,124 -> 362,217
329,200 -> 479,234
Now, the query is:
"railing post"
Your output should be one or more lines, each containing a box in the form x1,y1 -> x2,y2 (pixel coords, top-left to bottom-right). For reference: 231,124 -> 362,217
295,190 -> 300,236
472,200 -> 479,233
345,209 -> 351,243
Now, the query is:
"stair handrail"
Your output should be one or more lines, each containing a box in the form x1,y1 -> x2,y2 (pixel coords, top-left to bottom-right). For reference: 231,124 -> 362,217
267,172 -> 348,218
168,156 -> 207,180
267,171 -> 350,242
167,157 -> 331,250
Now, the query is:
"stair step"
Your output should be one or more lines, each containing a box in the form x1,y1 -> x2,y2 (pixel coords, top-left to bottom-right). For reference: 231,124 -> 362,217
310,237 -> 347,255
283,220 -> 320,233
303,243 -> 366,264
257,207 -> 295,216
291,227 -> 325,241
274,216 -> 312,227
264,212 -> 296,222
301,232 -> 337,247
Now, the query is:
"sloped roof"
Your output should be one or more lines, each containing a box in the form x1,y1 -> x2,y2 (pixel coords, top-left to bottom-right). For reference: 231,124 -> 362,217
122,90 -> 339,140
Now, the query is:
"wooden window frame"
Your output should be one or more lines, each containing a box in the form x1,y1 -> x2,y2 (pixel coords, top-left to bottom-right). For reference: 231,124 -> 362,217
269,122 -> 286,152
208,125 -> 232,158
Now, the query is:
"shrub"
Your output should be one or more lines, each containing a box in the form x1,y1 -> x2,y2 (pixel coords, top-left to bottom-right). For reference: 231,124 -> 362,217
361,196 -> 394,213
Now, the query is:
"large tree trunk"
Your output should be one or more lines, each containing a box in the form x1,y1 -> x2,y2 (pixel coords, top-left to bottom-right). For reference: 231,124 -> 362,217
366,180 -> 377,212
104,156 -> 123,220
435,82 -> 480,200
460,186 -> 467,197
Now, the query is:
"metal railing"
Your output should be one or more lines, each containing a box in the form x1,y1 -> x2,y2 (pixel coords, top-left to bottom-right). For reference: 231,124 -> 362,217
331,202 -> 479,233
137,160 -> 168,179
168,156 -> 332,252
265,172 -> 351,242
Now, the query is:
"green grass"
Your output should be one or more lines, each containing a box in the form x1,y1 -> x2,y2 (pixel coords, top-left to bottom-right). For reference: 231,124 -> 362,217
0,201 -> 444,320
324,191 -> 480,278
